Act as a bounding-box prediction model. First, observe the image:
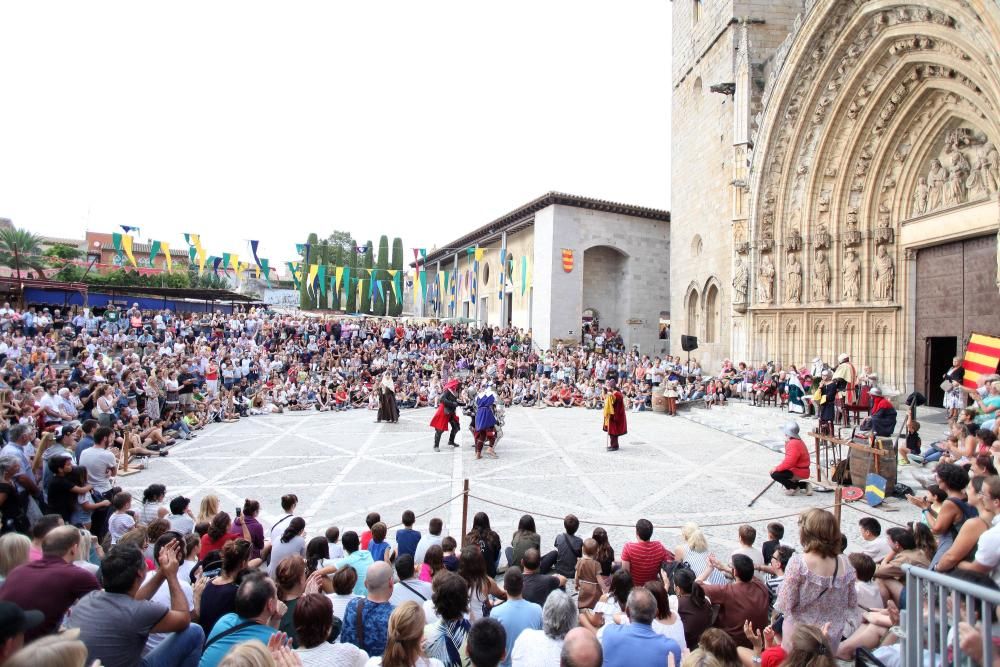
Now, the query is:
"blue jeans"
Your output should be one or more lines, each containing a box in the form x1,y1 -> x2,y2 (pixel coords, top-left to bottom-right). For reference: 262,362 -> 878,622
142,623 -> 203,667
919,445 -> 944,463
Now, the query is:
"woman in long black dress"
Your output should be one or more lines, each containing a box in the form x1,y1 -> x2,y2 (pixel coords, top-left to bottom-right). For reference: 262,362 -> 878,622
376,371 -> 399,423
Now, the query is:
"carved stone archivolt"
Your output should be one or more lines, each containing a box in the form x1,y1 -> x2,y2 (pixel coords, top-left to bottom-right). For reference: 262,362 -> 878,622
907,126 -> 999,219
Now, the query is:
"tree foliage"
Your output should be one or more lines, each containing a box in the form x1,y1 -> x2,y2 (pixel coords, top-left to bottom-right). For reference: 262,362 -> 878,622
0,227 -> 46,277
389,237 -> 404,316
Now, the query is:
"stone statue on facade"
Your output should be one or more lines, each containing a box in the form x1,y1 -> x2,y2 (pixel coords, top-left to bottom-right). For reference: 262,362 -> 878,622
843,249 -> 861,301
874,245 -> 895,301
757,254 -> 775,304
875,203 -> 895,245
927,158 -> 948,211
944,149 -> 970,207
814,223 -> 832,250
786,252 -> 802,303
812,250 -> 832,302
968,144 -> 999,199
912,176 -> 929,215
732,255 -> 749,311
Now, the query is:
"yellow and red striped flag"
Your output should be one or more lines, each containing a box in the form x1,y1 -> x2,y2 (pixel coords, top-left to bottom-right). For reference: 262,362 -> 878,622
962,333 -> 1000,389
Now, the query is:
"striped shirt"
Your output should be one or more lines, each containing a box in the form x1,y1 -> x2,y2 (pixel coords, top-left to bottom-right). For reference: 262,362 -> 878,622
622,540 -> 670,586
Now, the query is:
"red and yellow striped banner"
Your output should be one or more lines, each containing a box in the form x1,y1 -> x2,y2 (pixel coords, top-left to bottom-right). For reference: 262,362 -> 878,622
963,333 -> 1000,389
561,248 -> 574,273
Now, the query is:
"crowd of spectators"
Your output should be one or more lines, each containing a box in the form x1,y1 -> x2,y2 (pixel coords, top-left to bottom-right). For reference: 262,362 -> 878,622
0,301 -> 998,665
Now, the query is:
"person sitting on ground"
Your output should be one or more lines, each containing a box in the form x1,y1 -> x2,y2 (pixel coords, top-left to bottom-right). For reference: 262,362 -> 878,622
491,567 -> 542,667
697,554 -> 770,649
423,570 -> 472,666
854,518 -> 892,564
579,569 -> 632,633
621,518 -> 672,587
559,627 -> 602,667
67,539 -> 204,667
644,579 -> 686,650
390,554 -> 434,607
508,515 -> 540,571
395,510 -> 422,560
874,525 -> 934,605
293,593 -> 368,667
761,522 -> 784,567
574,539 -> 602,611
460,545 -> 507,622
0,524 -> 100,640
906,462 -> 976,570
600,587 -> 682,667
339,561 -> 395,657
467,617 -> 507,667
368,521 -> 395,563
519,547 -> 565,608
370,600 -> 443,667
510,590 -> 578,667
545,514 -> 582,579
197,539 -> 251,635
199,571 -> 285,667
414,517 -> 443,566
731,524 -> 765,580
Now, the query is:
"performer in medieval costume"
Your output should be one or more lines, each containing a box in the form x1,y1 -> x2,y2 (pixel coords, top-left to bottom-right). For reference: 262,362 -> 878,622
430,378 -> 463,450
833,352 -> 857,404
474,380 -> 499,460
602,378 -> 627,451
786,370 -> 805,415
377,371 -> 399,423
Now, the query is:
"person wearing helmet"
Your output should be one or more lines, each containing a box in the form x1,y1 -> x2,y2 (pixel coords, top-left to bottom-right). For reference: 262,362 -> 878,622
474,379 -> 499,460
771,422 -> 812,496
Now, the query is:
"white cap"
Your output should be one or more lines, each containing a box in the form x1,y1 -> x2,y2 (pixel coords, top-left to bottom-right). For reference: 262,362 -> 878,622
838,353 -> 849,363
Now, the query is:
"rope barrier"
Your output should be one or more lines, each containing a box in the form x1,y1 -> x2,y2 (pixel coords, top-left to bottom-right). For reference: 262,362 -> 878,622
385,491 -> 466,530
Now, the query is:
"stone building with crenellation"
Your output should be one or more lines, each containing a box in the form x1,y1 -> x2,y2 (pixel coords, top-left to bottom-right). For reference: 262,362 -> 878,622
671,0 -> 1000,404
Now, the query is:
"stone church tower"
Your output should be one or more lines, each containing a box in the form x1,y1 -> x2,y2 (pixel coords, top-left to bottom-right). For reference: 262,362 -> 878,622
670,0 -> 804,371
672,0 -> 1000,399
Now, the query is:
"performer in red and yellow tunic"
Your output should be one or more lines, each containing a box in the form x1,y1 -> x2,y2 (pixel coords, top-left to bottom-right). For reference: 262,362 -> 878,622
602,378 -> 627,451
430,378 -> 463,451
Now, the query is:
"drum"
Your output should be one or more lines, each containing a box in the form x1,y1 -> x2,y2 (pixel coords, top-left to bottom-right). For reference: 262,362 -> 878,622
651,387 -> 667,413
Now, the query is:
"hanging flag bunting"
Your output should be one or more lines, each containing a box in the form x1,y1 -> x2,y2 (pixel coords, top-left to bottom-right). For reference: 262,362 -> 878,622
466,247 -> 475,260
498,248 -> 506,300
148,241 -> 162,268
296,243 -> 306,255
355,246 -> 369,254
249,240 -> 262,267
221,253 -> 232,274
185,233 -> 207,276
521,256 -> 528,295
120,225 -> 140,235
306,264 -> 320,297
260,259 -> 271,286
211,256 -> 222,275
161,242 -> 172,273
412,248 -> 420,266
387,269 -> 399,301
471,262 -> 478,305
229,254 -> 241,274
287,262 -> 300,289
121,235 -> 138,268
335,267 -> 345,295
420,270 -> 428,304
394,271 -> 402,304
112,233 -> 124,260
356,277 -> 364,308
342,267 -> 351,296
419,248 -> 427,262
318,265 -> 327,298
188,246 -> 196,263
475,248 -> 485,262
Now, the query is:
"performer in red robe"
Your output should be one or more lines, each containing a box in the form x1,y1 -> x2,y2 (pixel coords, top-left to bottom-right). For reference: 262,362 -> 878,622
430,378 -> 463,450
602,378 -> 627,451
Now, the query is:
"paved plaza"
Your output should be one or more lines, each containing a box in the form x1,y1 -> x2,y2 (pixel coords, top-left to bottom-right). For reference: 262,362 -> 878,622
123,402 -> 924,556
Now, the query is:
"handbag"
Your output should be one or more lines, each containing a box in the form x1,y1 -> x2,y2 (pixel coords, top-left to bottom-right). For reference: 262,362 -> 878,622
939,380 -> 954,392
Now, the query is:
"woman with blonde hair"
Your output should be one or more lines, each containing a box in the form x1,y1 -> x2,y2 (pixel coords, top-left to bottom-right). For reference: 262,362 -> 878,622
218,639 -> 301,667
780,624 -> 836,667
373,600 -> 444,667
1,629 -> 89,667
775,509 -> 856,655
0,532 -> 30,585
198,494 -> 221,524
673,523 -> 726,585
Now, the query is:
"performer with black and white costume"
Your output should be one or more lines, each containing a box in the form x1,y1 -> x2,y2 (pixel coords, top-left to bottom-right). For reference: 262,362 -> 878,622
376,370 -> 399,423
474,380 -> 500,460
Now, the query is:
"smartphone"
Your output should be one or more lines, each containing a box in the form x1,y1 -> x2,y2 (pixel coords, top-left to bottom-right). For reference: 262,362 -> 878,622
235,507 -> 242,517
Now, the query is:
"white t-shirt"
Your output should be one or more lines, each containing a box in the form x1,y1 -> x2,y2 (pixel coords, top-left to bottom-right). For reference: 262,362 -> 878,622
366,657 -> 443,667
974,517 -> 1000,588
80,447 -> 117,493
296,641 -> 368,667
511,629 -> 563,667
651,616 -> 687,650
856,536 -> 893,564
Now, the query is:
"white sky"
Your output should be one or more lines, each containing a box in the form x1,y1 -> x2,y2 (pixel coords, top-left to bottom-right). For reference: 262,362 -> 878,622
0,1 -> 671,267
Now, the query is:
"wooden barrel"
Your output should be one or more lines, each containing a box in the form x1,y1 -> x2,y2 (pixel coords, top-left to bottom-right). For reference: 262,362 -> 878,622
652,388 -> 667,413
848,437 -> 897,492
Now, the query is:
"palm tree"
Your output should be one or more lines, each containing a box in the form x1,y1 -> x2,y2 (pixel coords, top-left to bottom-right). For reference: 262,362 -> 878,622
0,227 -> 46,279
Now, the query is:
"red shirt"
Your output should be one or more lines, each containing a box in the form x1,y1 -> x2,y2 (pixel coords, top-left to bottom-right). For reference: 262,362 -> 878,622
621,540 -> 672,586
774,437 -> 810,479
199,531 -> 240,560
361,530 -> 373,550
0,556 -> 100,639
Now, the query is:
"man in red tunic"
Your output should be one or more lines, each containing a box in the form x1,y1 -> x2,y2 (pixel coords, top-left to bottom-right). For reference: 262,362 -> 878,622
603,378 -> 627,451
770,421 -> 812,495
430,378 -> 463,451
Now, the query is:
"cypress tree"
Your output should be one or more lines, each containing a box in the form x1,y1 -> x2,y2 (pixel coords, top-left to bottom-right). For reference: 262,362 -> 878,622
359,240 -> 374,314
373,235 -> 389,315
389,237 -> 403,316
299,233 -> 318,309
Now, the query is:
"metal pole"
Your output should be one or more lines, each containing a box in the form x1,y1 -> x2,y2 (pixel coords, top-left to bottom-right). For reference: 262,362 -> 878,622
834,485 -> 843,527
461,478 -> 469,543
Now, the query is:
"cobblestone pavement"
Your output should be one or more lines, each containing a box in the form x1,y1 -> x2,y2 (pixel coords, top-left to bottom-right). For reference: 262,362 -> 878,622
122,402 -> 923,557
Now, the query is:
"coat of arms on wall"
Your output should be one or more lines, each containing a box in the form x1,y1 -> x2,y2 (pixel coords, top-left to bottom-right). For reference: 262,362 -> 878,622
561,249 -> 574,273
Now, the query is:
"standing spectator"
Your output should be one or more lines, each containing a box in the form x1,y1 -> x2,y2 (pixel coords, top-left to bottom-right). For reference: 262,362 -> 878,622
340,561 -> 395,657
66,539 -> 203,667
79,426 -> 117,540
621,519 -> 672,587
600,588 -> 682,667
775,508 -> 857,655
491,567 -> 542,667
510,590 -> 577,667
0,525 -> 99,639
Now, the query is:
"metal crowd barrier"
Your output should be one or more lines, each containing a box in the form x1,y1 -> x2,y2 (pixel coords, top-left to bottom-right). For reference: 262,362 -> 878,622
902,564 -> 999,667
